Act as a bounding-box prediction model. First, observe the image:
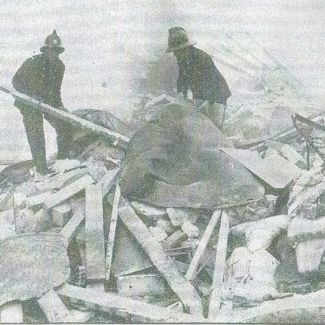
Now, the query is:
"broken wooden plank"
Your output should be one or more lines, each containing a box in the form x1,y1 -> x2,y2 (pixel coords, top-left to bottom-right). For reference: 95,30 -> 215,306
118,198 -> 203,316
0,302 -> 23,323
208,211 -> 230,320
0,86 -> 130,148
44,174 -> 94,209
56,284 -> 204,323
117,273 -> 165,297
60,200 -> 85,243
106,183 -> 121,282
220,148 -> 302,189
37,289 -> 70,323
163,230 -> 186,249
85,184 -> 105,281
26,190 -> 52,207
97,167 -> 119,196
185,210 -> 221,282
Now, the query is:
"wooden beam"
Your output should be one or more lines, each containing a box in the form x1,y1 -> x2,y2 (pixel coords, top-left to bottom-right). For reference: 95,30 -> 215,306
185,210 -> 221,282
59,200 -> 85,243
56,284 -> 205,323
37,290 -> 70,323
0,86 -> 130,148
105,184 -> 121,282
97,167 -> 119,196
44,174 -> 94,209
208,211 -> 230,320
85,184 -> 105,281
118,198 -> 203,317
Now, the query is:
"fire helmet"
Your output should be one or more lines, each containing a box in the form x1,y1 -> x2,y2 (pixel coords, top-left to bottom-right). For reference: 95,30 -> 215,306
166,27 -> 196,53
40,30 -> 65,53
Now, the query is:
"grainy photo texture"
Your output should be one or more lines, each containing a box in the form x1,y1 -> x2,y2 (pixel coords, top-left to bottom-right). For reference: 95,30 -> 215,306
0,0 -> 324,323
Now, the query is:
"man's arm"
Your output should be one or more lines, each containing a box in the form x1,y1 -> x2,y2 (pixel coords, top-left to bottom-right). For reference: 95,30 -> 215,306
12,58 -> 33,95
177,61 -> 189,98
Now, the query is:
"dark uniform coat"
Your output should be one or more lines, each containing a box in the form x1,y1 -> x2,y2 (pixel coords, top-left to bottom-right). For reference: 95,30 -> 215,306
12,53 -> 64,109
176,46 -> 231,105
12,53 -> 71,173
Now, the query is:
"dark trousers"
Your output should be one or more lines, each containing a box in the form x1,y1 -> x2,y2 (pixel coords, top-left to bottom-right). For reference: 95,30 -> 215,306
19,104 -> 72,173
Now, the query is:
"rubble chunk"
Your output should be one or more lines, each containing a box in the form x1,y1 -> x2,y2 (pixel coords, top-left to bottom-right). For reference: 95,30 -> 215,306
295,238 -> 325,273
0,302 -> 23,323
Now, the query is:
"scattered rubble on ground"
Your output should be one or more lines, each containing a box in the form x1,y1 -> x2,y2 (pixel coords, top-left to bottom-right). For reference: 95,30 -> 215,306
1,48 -> 325,324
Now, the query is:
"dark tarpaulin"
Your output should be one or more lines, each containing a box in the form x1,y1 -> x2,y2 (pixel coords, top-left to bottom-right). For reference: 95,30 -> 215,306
119,103 -> 264,209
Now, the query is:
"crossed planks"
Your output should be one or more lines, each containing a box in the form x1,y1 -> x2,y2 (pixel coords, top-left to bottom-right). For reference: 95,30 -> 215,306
21,166 -> 231,322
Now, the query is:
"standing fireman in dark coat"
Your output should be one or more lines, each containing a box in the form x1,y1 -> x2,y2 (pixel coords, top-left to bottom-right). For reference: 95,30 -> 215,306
166,27 -> 231,129
12,30 -> 72,174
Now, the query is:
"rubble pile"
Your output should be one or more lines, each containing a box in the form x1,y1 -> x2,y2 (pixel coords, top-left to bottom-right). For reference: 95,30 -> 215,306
1,68 -> 325,323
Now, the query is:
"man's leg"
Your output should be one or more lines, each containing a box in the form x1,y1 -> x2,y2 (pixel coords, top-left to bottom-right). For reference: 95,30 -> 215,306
45,114 -> 72,159
21,109 -> 48,174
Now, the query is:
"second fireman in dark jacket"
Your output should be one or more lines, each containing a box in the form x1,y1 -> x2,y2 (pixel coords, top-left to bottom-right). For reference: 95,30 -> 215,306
166,27 -> 231,129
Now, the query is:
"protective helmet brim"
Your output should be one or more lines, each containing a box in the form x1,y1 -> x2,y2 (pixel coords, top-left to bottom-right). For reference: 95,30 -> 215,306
40,46 -> 65,54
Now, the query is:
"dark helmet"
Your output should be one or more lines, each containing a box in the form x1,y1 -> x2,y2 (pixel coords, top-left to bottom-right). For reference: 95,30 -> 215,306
165,27 -> 196,53
40,30 -> 65,53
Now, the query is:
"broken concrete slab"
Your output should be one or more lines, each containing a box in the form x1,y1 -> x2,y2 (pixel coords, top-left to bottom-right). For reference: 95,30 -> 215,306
220,148 -> 302,189
0,233 -> 70,306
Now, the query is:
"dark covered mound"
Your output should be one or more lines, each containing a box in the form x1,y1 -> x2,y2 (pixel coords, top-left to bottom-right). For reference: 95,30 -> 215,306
119,102 -> 264,208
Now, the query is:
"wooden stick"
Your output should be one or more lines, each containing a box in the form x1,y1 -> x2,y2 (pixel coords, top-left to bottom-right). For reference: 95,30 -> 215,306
97,167 -> 119,196
56,284 -> 205,323
105,183 -> 121,282
185,210 -> 221,282
118,198 -> 203,317
208,211 -> 230,320
44,174 -> 94,209
0,86 -> 130,148
60,200 -> 85,243
85,184 -> 105,281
